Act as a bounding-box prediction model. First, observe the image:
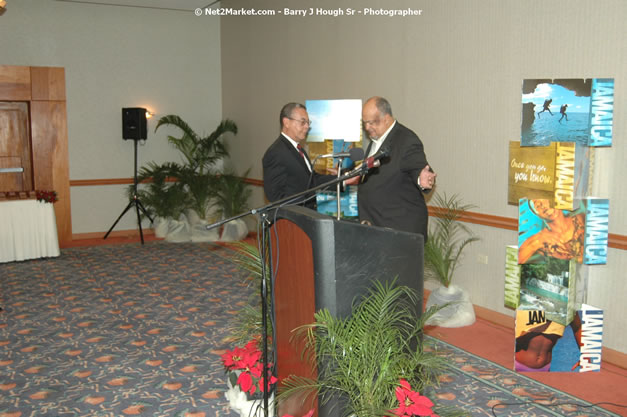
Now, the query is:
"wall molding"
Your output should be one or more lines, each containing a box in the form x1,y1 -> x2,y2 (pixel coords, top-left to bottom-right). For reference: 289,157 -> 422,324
70,177 -> 626,250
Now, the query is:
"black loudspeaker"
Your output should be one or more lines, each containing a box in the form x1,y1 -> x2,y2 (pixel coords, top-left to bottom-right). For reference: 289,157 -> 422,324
122,107 -> 147,140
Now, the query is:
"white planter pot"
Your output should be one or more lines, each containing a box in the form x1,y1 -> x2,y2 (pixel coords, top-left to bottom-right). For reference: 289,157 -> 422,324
225,377 -> 274,417
220,218 -> 248,242
425,284 -> 476,328
191,220 -> 220,242
153,217 -> 170,238
164,216 -> 192,242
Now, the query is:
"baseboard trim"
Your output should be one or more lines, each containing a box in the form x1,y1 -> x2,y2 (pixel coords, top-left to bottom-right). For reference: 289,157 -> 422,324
71,229 -> 156,241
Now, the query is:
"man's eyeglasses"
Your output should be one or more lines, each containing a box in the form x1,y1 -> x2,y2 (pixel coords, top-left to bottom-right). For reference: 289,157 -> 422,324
287,117 -> 312,127
363,118 -> 381,127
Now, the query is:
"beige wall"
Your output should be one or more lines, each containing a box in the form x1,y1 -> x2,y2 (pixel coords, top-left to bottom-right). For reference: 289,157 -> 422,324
221,0 -> 627,353
0,0 -> 222,233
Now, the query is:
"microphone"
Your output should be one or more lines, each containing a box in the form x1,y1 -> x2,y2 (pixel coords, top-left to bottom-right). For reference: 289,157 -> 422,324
364,147 -> 389,168
318,147 -> 364,160
345,147 -> 390,178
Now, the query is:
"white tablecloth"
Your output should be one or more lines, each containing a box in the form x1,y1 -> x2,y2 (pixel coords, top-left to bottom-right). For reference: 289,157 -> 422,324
0,200 -> 61,263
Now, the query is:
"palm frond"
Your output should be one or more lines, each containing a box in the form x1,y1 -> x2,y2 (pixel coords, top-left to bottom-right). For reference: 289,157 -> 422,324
155,115 -> 199,142
222,241 -> 273,344
279,279 -> 450,417
424,193 -> 479,287
142,116 -> 244,221
213,169 -> 252,218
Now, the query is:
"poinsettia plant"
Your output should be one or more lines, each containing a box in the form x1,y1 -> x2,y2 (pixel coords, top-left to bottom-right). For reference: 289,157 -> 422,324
389,379 -> 439,417
221,339 -> 277,399
36,190 -> 58,203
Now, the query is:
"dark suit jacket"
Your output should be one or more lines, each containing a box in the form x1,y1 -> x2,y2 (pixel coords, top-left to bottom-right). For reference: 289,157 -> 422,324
358,122 -> 430,240
262,135 -> 336,209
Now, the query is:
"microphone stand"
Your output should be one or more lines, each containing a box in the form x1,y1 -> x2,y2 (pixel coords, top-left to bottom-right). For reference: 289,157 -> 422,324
335,157 -> 344,221
206,162 -> 375,417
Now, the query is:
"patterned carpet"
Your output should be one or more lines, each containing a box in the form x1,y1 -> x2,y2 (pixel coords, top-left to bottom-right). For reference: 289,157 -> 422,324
0,242 -> 243,417
425,339 -> 621,417
0,242 -> 621,417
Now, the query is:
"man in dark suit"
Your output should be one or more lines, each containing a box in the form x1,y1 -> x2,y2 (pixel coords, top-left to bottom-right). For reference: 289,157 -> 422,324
262,102 -> 336,209
358,96 -> 436,240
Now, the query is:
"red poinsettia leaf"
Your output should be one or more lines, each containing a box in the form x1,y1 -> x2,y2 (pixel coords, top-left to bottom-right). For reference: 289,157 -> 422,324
405,393 -> 435,416
237,371 -> 253,393
399,379 -> 411,390
244,340 -> 258,352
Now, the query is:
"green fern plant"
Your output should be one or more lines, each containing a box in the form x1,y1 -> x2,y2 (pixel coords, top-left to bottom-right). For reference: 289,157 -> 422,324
128,162 -> 189,219
213,169 -> 252,219
225,241 -> 273,344
129,116 -> 239,221
278,279 -> 454,417
424,193 -> 479,288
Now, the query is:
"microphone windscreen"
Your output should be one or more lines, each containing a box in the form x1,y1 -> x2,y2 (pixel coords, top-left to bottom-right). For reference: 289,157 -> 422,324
349,147 -> 365,161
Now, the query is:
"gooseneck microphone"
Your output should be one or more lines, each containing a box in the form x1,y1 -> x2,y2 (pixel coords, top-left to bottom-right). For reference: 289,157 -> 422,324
363,147 -> 389,169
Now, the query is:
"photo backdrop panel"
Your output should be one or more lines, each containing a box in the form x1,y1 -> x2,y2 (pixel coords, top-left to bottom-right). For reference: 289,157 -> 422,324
514,306 -> 603,373
520,78 -> 614,147
508,142 -> 590,211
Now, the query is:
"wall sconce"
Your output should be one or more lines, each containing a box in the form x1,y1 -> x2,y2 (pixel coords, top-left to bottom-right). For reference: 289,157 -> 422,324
145,110 -> 154,119
0,1 -> 7,10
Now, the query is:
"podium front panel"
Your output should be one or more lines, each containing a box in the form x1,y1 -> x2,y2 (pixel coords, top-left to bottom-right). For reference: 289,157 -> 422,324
271,206 -> 423,417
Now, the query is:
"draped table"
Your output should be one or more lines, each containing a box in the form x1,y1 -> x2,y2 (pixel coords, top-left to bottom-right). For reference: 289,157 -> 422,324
0,199 -> 60,263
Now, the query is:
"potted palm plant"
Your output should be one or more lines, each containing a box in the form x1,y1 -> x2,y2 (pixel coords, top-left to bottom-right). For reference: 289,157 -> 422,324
130,116 -> 243,242
214,168 -> 253,241
278,279 -> 458,417
423,192 -> 480,328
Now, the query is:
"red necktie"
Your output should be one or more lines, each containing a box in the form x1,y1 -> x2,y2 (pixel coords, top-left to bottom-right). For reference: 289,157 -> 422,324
297,144 -> 311,171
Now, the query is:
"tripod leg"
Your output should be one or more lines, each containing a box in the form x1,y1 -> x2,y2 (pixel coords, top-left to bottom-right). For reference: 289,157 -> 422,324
136,198 -> 154,224
104,200 -> 135,239
134,199 -> 145,245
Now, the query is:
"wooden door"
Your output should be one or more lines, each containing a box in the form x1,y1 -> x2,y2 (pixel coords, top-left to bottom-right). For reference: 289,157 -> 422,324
0,101 -> 32,192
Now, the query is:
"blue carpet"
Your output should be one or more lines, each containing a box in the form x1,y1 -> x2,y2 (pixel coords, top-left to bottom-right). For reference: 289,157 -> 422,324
0,242 -> 621,417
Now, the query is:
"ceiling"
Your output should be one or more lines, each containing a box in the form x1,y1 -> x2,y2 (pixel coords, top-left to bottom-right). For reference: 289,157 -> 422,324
53,0 -> 218,12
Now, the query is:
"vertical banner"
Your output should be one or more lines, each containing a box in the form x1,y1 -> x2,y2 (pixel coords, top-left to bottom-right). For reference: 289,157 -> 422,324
510,78 -> 613,373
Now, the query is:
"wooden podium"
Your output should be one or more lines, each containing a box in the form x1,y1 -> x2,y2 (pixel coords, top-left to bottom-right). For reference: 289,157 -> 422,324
269,206 -> 424,417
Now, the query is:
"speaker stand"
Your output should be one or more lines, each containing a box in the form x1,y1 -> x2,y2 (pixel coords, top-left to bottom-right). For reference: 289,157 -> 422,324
104,139 -> 153,244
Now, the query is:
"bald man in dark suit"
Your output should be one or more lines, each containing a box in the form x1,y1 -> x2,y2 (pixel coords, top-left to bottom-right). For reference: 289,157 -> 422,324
262,103 -> 336,210
358,97 -> 436,240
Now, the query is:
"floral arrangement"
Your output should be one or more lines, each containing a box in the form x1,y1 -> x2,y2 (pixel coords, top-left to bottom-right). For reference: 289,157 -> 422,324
36,190 -> 58,203
221,339 -> 277,398
389,379 -> 439,417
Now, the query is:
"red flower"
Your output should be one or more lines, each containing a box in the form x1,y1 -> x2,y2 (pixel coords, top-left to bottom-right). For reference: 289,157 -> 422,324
237,370 -> 255,394
224,339 -> 278,396
235,349 -> 262,372
221,346 -> 247,370
258,373 -> 278,392
391,379 -> 436,417
35,190 -> 58,203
